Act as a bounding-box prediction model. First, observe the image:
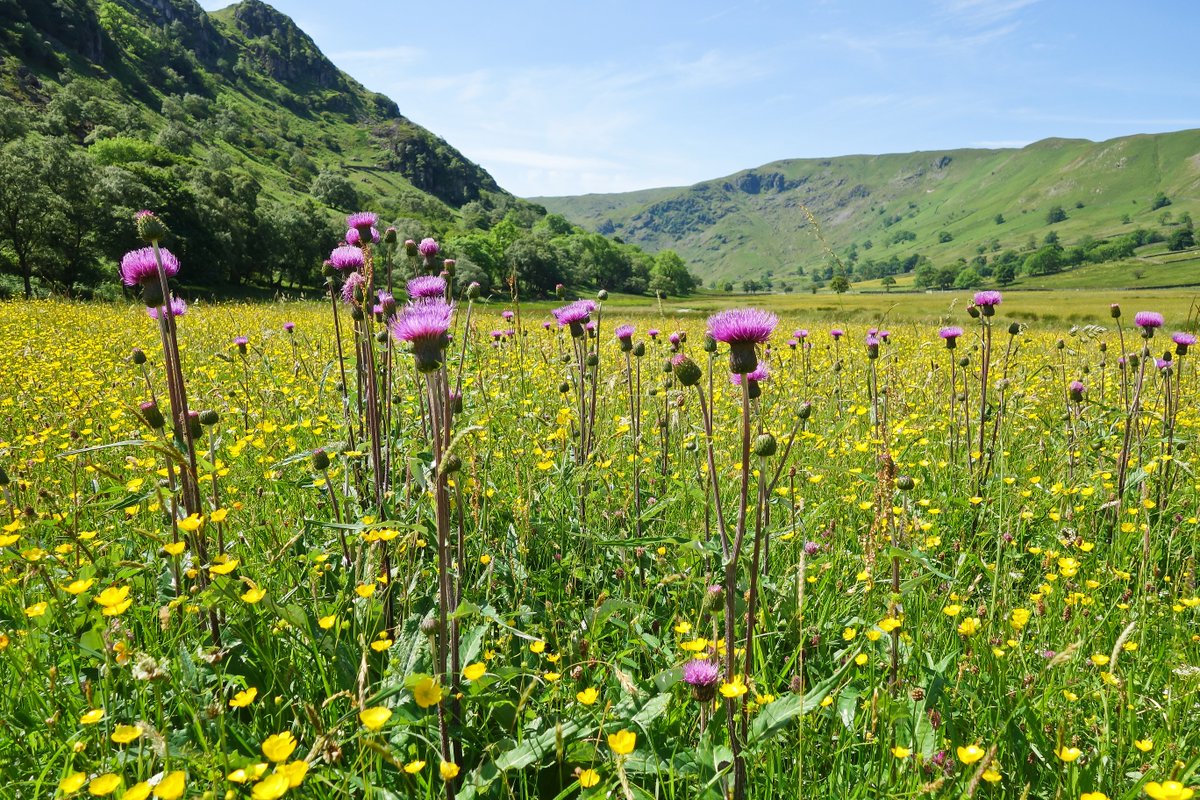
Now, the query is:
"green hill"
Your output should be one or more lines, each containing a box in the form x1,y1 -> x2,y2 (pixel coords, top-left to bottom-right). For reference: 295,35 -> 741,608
533,132 -> 1200,290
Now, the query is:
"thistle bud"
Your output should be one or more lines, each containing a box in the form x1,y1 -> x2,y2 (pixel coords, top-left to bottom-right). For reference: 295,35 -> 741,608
559,381 -> 570,394
702,334 -> 717,353
375,330 -> 388,343
703,584 -> 724,615
597,289 -> 608,301
383,226 -> 398,244
897,474 -> 915,491
134,210 -> 170,243
198,409 -> 219,426
448,390 -> 463,414
753,433 -> 777,457
420,616 -> 441,637
311,448 -> 331,471
404,239 -> 418,258
555,283 -> 566,299
0,465 -> 8,486
131,347 -> 147,365
1056,338 -> 1065,350
797,401 -> 812,420
466,281 -> 481,299
585,353 -> 598,367
139,400 -> 166,430
958,356 -> 970,368
967,305 -> 980,319
1068,381 -> 1084,403
443,259 -> 456,276
442,453 -> 462,474
671,354 -> 702,387
1110,303 -> 1121,319
632,341 -> 646,358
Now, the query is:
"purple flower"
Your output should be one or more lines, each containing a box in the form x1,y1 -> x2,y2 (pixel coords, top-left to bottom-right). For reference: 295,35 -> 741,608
796,329 -> 809,339
830,328 -> 844,339
682,659 -> 720,701
407,275 -> 447,300
542,321 -> 552,330
940,326 -> 964,340
418,237 -> 440,258
615,324 -> 635,340
803,540 -> 821,555
1156,358 -> 1172,371
1172,331 -> 1196,355
880,330 -> 891,342
346,211 -> 377,229
1134,311 -> 1163,328
377,291 -> 397,317
328,245 -> 364,271
552,300 -> 596,336
341,271 -> 366,304
502,310 -> 515,320
345,227 -> 380,246
708,308 -> 778,374
648,329 -> 660,339
973,290 -> 1002,307
787,338 -> 798,348
731,363 -> 770,385
669,332 -> 681,345
146,296 -> 187,318
234,336 -> 248,346
390,299 -> 454,372
283,321 -> 295,333
120,247 -> 180,286
1068,380 -> 1085,402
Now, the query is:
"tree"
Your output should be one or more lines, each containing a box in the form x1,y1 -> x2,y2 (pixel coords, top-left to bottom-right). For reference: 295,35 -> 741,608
1023,245 -> 1063,276
1151,192 -> 1171,210
722,281 -> 734,293
0,138 -> 52,297
953,267 -> 982,289
994,213 -> 1005,225
1167,228 -> 1195,251
829,274 -> 851,294
648,250 -> 697,297
1046,205 -> 1067,224
881,275 -> 896,292
938,231 -> 953,243
310,169 -> 357,210
995,261 -> 1017,286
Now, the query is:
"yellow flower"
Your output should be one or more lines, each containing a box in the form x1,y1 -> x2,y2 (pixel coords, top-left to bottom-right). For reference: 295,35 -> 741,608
25,601 -> 48,618
354,583 -> 375,598
210,508 -> 229,522
891,746 -> 911,758
878,617 -> 901,633
318,614 -> 337,630
439,762 -> 460,780
178,514 -> 204,532
1134,739 -> 1154,752
957,617 -> 980,636
413,676 -> 444,709
230,687 -> 258,708
94,584 -> 133,616
250,773 -> 289,800
842,627 -> 857,641
80,708 -> 105,725
529,640 -> 546,654
942,604 -> 962,617
720,675 -> 749,698
278,760 -> 308,788
359,706 -> 393,731
956,744 -> 986,765
543,672 -> 561,681
854,653 -> 869,666
152,771 -> 186,800
576,687 -> 599,705
479,554 -> 491,565
1080,793 -> 1109,800
241,586 -> 266,604
262,731 -> 298,763
1010,608 -> 1031,630
227,764 -> 269,784
579,768 -> 600,788
982,767 -> 1002,783
404,760 -> 426,774
123,783 -> 152,800
463,662 -> 487,681
607,729 -> 637,755
1056,746 -> 1082,763
88,774 -> 122,797
65,578 -> 96,595
210,558 -> 239,575
1144,782 -> 1195,800
1090,654 -> 1110,666
59,772 -> 88,794
163,542 -> 186,556
111,724 -> 142,744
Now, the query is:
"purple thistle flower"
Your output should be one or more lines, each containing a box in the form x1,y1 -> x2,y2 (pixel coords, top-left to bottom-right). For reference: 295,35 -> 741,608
328,245 -> 364,271
552,299 -> 596,336
648,328 -> 659,339
830,328 -> 844,339
682,659 -> 720,702
502,310 -> 515,320
234,336 -> 248,346
377,291 -> 397,317
1172,331 -> 1196,355
283,321 -> 295,333
868,327 -> 878,337
390,299 -> 453,372
418,237 -> 440,258
146,296 -> 187,318
345,227 -> 380,246
491,329 -> 504,340
708,308 -> 778,374
880,330 -> 891,342
1134,311 -> 1163,328
1156,358 -> 1171,371
731,363 -> 770,385
342,271 -> 366,304
120,247 -> 179,286
346,211 -> 377,232
407,275 -> 447,300
1068,380 -> 1085,402
669,332 -> 681,345
542,321 -> 552,330
615,324 -> 635,340
797,329 -> 809,339
787,338 -> 798,348
940,326 -> 964,340
973,290 -> 1002,307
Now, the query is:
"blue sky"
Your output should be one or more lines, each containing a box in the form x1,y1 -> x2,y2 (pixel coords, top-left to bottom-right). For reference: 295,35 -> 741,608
200,0 -> 1200,198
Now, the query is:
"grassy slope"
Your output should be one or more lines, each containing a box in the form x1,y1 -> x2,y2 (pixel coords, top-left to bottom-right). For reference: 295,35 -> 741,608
536,132 -> 1200,286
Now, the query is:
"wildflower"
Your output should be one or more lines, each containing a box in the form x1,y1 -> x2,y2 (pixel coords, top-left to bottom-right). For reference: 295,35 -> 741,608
576,687 -> 599,705
707,308 -> 778,374
80,708 -> 105,725
1133,739 -> 1153,752
957,617 -> 980,636
671,353 -> 703,386
120,247 -> 180,286
1011,608 -> 1031,630
682,659 -> 720,702
227,765 -> 268,784
939,326 -> 963,348
60,772 -> 88,793
94,585 -> 133,616
830,328 -> 844,339
240,586 -> 266,604
146,296 -> 188,319
111,724 -> 142,744
1069,381 -> 1085,402
615,324 -> 635,351
1056,746 -> 1082,762
279,761 -> 308,788
152,771 -> 186,800
1134,311 -> 1164,337
391,300 -> 454,372
262,731 -> 298,762
88,774 -> 122,796
412,676 -> 444,708
407,275 -> 447,300
720,675 -> 749,698
439,762 -> 460,780
1172,332 -> 1196,355
418,237 -> 440,258
974,290 -> 1002,315
1081,793 -> 1109,800
607,729 -> 637,755
318,614 -> 337,630
463,662 -> 487,681
24,600 -> 48,618
229,687 -> 258,708
891,746 -> 911,758
404,761 -> 426,774
250,773 -> 289,800
346,211 -> 378,234
341,271 -> 367,304
878,616 -> 902,633
359,706 -> 392,731
957,744 -> 986,764
982,768 -> 1002,783
1143,781 -> 1194,800
529,640 -> 547,654
579,768 -> 600,788
552,299 -> 596,336
328,245 -> 364,271
942,604 -> 962,617
123,784 -> 151,800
